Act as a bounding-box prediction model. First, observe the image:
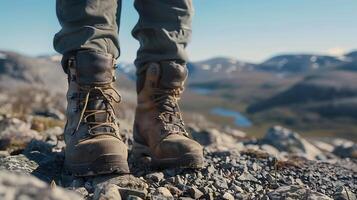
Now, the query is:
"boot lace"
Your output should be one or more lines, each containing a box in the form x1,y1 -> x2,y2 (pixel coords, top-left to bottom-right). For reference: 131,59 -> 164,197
73,85 -> 121,138
151,87 -> 189,137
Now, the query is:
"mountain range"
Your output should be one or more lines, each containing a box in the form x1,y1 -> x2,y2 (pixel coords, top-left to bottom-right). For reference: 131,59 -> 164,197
1,49 -> 357,139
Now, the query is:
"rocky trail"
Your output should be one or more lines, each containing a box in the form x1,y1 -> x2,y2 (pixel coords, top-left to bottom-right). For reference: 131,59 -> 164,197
0,114 -> 356,200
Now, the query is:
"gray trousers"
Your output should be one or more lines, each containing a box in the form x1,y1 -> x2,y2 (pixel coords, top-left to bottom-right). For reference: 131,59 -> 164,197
54,0 -> 194,68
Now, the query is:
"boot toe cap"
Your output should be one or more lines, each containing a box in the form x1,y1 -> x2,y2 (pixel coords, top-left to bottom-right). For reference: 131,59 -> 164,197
154,134 -> 203,160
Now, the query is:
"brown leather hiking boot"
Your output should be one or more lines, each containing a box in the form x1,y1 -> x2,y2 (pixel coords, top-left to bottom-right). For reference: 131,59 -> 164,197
133,61 -> 204,169
63,50 -> 129,176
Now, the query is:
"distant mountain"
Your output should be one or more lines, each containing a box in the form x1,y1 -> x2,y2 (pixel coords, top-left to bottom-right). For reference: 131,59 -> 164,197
247,69 -> 357,118
256,54 -> 344,73
336,51 -> 357,71
187,57 -> 256,84
344,50 -> 357,61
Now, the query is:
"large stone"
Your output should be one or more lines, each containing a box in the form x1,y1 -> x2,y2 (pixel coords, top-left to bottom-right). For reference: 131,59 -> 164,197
0,154 -> 38,174
92,174 -> 148,199
262,126 -> 322,160
267,185 -> 332,200
191,128 -> 244,150
334,186 -> 357,200
188,186 -> 204,199
237,171 -> 259,183
222,192 -> 235,200
0,170 -> 81,200
311,141 -> 334,152
145,172 -> 164,183
93,183 -> 121,200
154,187 -> 173,198
333,143 -> 357,159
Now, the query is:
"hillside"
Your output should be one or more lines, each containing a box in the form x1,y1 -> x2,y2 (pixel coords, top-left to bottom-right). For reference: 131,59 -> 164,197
0,50 -> 357,199
247,70 -> 357,114
2,50 -> 357,139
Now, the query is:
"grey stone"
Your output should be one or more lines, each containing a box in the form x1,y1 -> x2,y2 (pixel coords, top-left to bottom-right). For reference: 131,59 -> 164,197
166,185 -> 182,196
127,195 -> 144,200
0,154 -> 38,174
260,144 -> 280,156
74,187 -> 89,197
263,126 -> 322,160
334,186 -> 357,200
0,170 -> 81,200
146,172 -> 164,183
188,186 -> 204,199
231,185 -> 244,193
222,192 -> 235,200
268,185 -> 332,200
0,150 -> 9,157
93,183 -> 121,200
92,174 -> 148,198
333,143 -> 357,159
238,171 -> 259,183
154,187 -> 173,198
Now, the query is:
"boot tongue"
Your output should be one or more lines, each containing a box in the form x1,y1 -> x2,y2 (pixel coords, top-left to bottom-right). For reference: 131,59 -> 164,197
158,61 -> 188,89
86,90 -> 111,132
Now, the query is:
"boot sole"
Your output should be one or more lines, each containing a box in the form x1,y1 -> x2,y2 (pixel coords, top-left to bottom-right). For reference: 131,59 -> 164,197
132,142 -> 204,169
65,155 -> 130,177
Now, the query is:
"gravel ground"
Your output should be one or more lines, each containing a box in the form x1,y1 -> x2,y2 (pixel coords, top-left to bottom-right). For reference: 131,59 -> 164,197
0,116 -> 356,200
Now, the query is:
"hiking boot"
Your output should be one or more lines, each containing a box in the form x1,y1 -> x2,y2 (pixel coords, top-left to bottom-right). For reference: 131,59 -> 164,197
133,61 -> 204,169
63,50 -> 129,176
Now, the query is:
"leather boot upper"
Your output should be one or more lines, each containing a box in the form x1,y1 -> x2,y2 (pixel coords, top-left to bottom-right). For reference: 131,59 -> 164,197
134,61 -> 203,161
63,50 -> 128,174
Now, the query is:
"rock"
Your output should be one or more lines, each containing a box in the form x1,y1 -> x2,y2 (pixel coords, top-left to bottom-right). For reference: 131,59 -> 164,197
260,144 -> 280,156
262,126 -> 322,160
331,138 -> 354,147
74,187 -> 89,197
333,143 -> 357,158
92,174 -> 148,199
0,117 -> 42,151
311,141 -> 334,152
334,186 -> 357,200
267,185 -> 333,200
146,172 -> 164,183
223,126 -> 247,138
238,171 -> 259,183
231,185 -> 244,193
166,185 -> 182,196
154,187 -> 173,198
245,144 -> 260,151
93,183 -> 121,200
188,186 -> 204,199
213,176 -> 229,189
127,195 -> 144,200
191,128 -> 240,150
0,154 -> 38,174
0,150 -> 9,157
222,192 -> 235,200
0,170 -> 81,200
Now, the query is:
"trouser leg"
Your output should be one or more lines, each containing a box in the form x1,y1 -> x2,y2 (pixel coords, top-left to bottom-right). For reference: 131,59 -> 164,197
132,0 -> 194,69
54,0 -> 121,59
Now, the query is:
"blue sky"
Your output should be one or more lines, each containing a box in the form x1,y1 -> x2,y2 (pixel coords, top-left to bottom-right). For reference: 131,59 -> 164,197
0,0 -> 356,62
